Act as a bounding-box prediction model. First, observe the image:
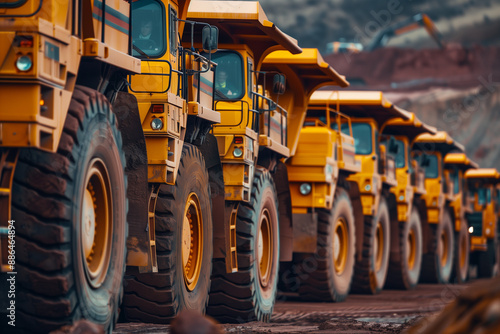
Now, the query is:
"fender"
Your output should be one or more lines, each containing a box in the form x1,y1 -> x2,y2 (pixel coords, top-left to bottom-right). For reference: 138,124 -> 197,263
272,161 -> 294,261
198,133 -> 227,260
112,92 -> 152,270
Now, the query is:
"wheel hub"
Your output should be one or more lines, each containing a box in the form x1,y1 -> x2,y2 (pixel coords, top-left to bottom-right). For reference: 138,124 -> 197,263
407,229 -> 416,270
333,218 -> 348,274
439,229 -> 449,267
374,222 -> 384,272
82,189 -> 96,260
182,193 -> 203,291
80,159 -> 112,288
258,209 -> 272,288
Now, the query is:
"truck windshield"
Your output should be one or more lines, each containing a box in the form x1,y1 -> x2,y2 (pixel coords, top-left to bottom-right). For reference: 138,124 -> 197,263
132,0 -> 166,58
424,154 -> 439,178
351,123 -> 372,155
0,0 -> 28,8
212,51 -> 244,100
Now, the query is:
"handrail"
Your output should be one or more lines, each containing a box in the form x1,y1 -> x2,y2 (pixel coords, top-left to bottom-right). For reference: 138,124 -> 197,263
127,59 -> 173,94
213,100 -> 252,128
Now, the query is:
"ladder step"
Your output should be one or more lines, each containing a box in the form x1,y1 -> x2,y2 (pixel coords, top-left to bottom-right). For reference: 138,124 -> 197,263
0,188 -> 10,196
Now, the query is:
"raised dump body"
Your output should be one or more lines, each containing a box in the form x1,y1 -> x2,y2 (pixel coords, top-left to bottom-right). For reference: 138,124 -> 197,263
465,168 -> 500,278
443,153 -> 478,283
380,113 -> 437,289
413,131 -> 464,284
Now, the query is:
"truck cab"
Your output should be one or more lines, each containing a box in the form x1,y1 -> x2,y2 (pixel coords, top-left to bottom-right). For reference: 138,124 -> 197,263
443,153 -> 478,282
380,113 -> 437,289
413,131 -> 464,284
465,168 -> 500,278
311,90 -> 413,294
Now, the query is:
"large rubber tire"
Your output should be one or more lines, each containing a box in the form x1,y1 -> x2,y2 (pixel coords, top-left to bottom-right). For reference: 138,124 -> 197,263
207,169 -> 279,323
385,208 -> 423,290
420,210 -> 454,283
352,198 -> 391,294
11,86 -> 127,333
451,220 -> 470,283
477,238 -> 500,278
122,144 -> 212,323
297,188 -> 355,302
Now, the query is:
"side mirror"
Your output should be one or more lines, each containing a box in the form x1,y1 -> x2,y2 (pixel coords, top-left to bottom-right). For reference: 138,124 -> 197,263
273,73 -> 286,95
202,26 -> 218,53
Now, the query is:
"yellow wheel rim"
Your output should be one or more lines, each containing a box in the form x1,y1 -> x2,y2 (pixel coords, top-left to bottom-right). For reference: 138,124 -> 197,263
333,218 -> 348,274
258,209 -> 272,288
182,193 -> 203,291
439,228 -> 449,267
407,229 -> 416,270
81,158 -> 112,288
459,233 -> 467,269
374,222 -> 384,272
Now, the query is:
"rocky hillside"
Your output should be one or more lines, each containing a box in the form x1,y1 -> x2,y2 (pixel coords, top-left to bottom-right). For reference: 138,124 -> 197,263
238,0 -> 500,53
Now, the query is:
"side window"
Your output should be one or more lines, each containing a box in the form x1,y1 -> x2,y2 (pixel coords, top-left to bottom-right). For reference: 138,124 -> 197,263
424,155 -> 439,179
478,188 -> 486,205
350,123 -> 372,155
453,170 -> 460,194
212,51 -> 244,100
132,0 -> 166,58
487,188 -> 492,204
169,6 -> 178,56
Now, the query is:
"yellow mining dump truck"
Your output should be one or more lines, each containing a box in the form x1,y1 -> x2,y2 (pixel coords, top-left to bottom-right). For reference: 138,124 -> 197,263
0,0 -> 221,330
119,0 -> 224,323
186,3 -> 349,322
0,0 -> 141,331
185,1 -> 300,322
285,91 -> 360,302
413,131 -> 464,284
378,114 -> 437,290
443,153 -> 478,283
318,91 -> 419,294
261,49 -> 349,295
465,168 -> 500,278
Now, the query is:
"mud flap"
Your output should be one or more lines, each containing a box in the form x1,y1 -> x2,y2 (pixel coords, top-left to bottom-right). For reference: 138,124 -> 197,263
292,212 -> 318,253
112,92 -> 152,268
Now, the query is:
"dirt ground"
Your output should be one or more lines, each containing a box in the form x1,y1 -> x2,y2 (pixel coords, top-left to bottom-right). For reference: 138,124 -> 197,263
115,281 -> 474,333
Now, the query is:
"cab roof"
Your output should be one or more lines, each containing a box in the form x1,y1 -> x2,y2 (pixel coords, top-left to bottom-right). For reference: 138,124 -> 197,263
444,153 -> 478,170
414,131 -> 464,154
309,90 -> 413,127
465,168 -> 500,183
262,49 -> 349,89
382,112 -> 437,142
186,1 -> 302,69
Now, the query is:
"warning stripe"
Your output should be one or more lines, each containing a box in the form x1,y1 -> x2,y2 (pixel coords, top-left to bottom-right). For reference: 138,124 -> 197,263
93,0 -> 130,35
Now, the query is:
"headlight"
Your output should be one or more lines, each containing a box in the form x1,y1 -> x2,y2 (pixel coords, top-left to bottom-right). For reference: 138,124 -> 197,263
468,226 -> 474,234
399,195 -> 404,201
233,147 -> 243,158
16,55 -> 32,72
364,184 -> 371,191
151,118 -> 163,130
299,183 -> 312,195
